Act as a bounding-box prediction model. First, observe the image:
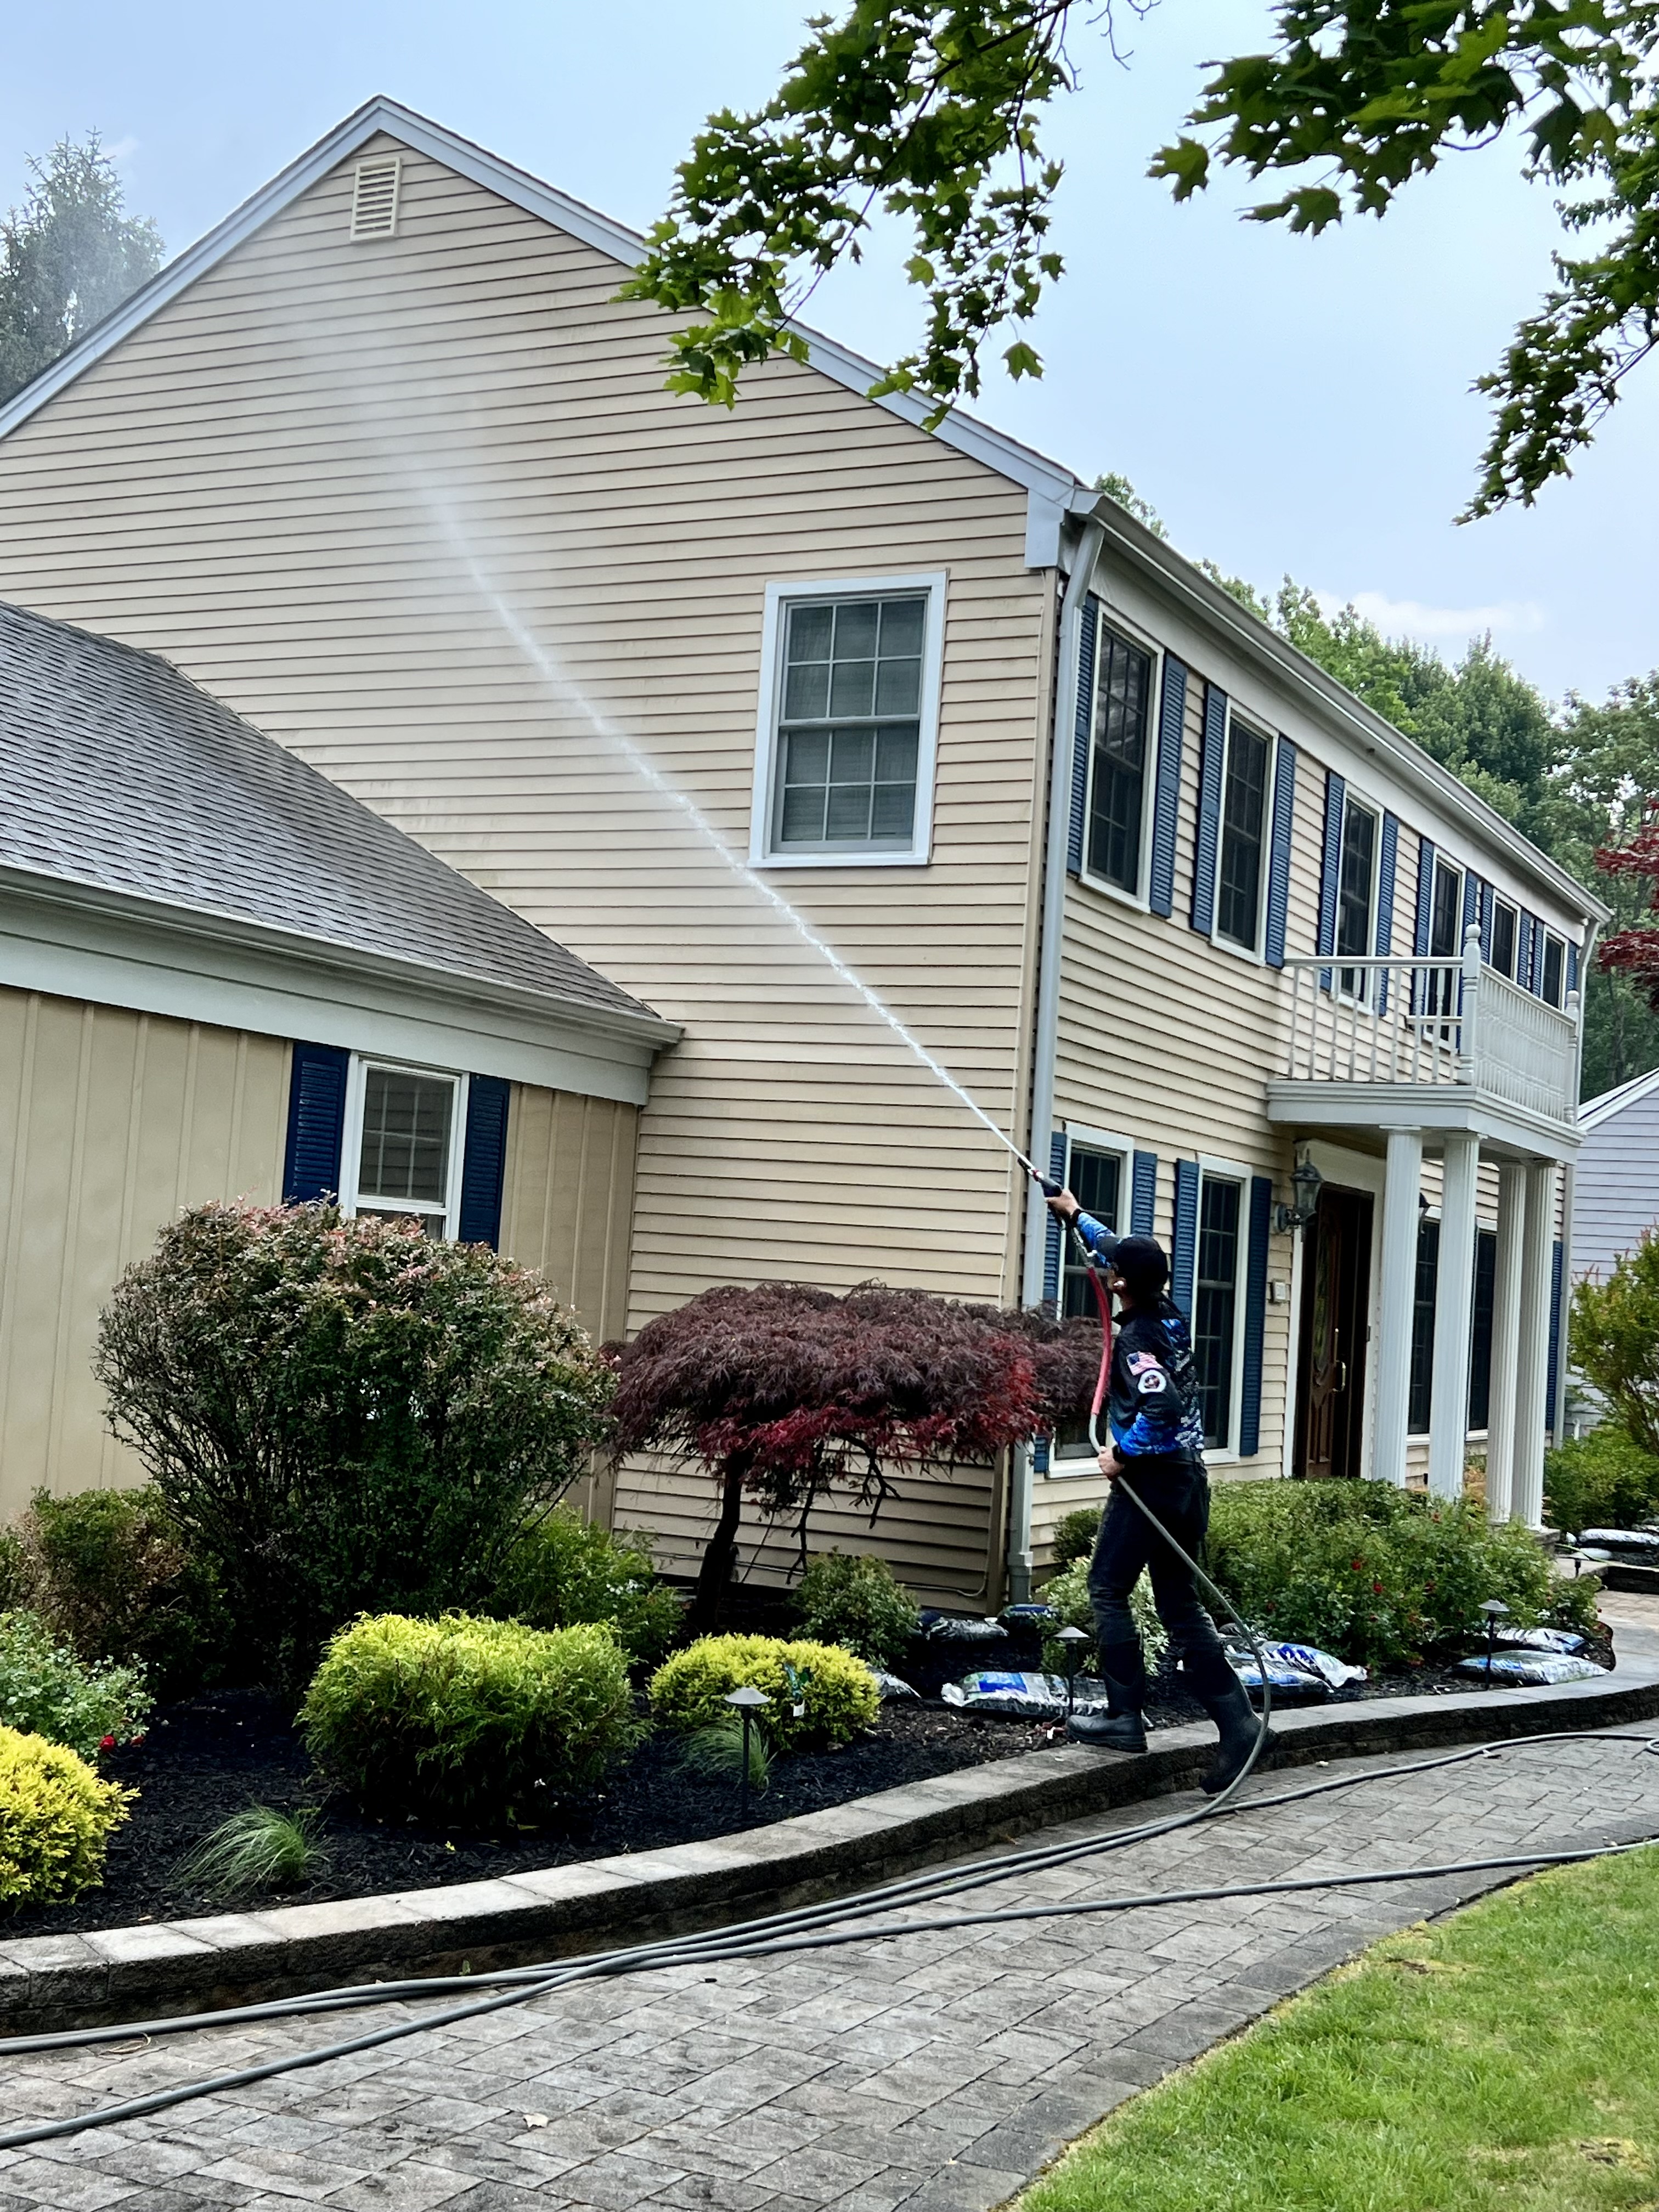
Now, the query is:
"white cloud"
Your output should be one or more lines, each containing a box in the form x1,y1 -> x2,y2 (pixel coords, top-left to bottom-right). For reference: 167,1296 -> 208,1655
1313,589 -> 1547,644
104,137 -> 139,161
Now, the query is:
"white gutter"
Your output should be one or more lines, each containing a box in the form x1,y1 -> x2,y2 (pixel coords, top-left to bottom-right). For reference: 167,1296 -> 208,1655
1005,514 -> 1105,1605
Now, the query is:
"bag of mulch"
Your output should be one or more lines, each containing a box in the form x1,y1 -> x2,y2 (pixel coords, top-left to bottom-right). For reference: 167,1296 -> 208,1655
1224,1643 -> 1365,1696
1000,1603 -> 1059,1630
871,1670 -> 919,1701
1496,1627 -> 1586,1655
941,1669 -> 1099,1719
920,1611 -> 1009,1642
1581,1528 -> 1659,1555
1454,1651 -> 1604,1685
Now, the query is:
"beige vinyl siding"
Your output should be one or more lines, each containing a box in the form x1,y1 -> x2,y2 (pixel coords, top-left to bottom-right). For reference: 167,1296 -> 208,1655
0,137 -> 1049,1589
0,991 -> 291,1513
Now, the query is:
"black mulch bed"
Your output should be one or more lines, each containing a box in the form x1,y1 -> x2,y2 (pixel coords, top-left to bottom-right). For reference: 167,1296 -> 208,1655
3,1628 -> 1616,1941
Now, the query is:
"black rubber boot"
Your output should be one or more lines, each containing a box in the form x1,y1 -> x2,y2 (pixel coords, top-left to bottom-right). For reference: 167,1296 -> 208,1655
1069,1639 -> 1147,1754
1192,1674 -> 1275,1795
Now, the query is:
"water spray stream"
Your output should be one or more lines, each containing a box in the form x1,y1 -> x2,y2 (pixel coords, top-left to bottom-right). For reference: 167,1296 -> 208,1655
428,500 -> 1037,1181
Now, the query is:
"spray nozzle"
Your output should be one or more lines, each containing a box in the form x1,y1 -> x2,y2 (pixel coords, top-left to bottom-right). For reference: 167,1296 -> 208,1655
1035,1175 -> 1066,1200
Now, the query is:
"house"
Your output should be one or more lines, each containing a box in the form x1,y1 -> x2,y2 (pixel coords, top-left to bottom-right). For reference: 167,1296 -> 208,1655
1573,1070 -> 1659,1283
0,597 -> 676,1516
0,100 -> 1604,1598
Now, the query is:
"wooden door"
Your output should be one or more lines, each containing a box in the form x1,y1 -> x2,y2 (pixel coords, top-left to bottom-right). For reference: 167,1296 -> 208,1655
1295,1187 -> 1374,1479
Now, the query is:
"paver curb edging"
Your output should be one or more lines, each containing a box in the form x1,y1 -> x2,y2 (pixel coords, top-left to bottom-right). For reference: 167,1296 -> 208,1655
5,1651 -> 1658,2036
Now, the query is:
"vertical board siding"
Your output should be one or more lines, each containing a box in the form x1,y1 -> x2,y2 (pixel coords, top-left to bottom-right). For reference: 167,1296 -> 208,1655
0,990 -> 290,1514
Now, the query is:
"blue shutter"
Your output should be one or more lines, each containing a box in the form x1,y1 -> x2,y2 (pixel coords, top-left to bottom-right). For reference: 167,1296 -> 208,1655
1264,737 -> 1297,968
1170,1160 -> 1200,1319
1478,878 -> 1494,962
1412,836 -> 1435,1015
1461,869 -> 1480,946
1546,1236 -> 1565,1438
1041,1131 -> 1068,1308
1239,1175 -> 1273,1456
1148,656 -> 1186,918
1316,769 -> 1345,987
1066,599 -> 1098,878
1517,911 -> 1536,994
1375,810 -> 1400,1014
1568,939 -> 1579,997
1189,685 -> 1226,934
1131,1149 -> 1158,1234
281,1042 -> 349,1203
458,1075 -> 511,1248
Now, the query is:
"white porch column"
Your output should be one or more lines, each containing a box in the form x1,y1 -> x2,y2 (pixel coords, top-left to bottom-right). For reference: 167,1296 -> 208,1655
1484,1161 -> 1527,1521
1374,1126 -> 1424,1487
1511,1159 -> 1557,1527
1429,1131 -> 1480,1500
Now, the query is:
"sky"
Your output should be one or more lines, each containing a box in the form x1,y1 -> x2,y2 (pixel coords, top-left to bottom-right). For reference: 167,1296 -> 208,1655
3,0 -> 1654,706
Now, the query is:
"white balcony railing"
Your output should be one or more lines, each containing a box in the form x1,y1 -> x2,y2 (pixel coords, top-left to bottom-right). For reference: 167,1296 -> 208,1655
1282,925 -> 1579,1126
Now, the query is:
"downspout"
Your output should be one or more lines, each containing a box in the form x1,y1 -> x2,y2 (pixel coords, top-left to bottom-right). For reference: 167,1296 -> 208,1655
1554,921 -> 1600,1440
1005,510 -> 1107,1605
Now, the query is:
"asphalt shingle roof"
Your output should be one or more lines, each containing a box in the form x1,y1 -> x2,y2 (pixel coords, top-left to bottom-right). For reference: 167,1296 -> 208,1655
0,599 -> 657,1026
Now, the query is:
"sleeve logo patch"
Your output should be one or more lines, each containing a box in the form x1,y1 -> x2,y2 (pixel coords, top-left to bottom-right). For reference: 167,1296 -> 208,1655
1136,1370 -> 1167,1395
1126,1351 -> 1161,1374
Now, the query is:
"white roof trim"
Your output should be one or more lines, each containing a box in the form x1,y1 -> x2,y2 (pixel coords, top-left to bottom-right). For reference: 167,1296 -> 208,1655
1579,1063 -> 1659,1133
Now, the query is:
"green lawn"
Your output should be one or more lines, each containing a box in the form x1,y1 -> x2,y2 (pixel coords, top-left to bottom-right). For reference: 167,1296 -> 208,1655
1020,1845 -> 1659,2212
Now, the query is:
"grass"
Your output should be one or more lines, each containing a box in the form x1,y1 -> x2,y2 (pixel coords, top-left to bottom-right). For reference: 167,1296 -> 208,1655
676,1714 -> 771,1792
173,1803 -> 325,1900
1020,1844 -> 1659,2212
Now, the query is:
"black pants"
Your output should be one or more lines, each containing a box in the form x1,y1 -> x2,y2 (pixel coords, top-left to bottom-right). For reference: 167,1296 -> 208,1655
1085,1456 -> 1234,1705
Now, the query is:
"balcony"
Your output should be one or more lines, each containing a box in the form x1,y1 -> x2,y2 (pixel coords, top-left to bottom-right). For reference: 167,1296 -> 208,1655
1266,928 -> 1581,1159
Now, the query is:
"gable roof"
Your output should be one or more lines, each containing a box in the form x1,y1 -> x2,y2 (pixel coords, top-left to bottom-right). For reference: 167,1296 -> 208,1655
0,597 -> 668,1037
1579,1064 -> 1659,1135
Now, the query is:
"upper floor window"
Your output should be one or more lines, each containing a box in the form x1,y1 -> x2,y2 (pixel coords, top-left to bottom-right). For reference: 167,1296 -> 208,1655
1489,895 -> 1518,979
341,1058 -> 466,1239
1085,626 -> 1156,895
1423,854 -> 1464,1021
1541,929 -> 1566,1007
1216,718 -> 1272,950
752,574 -> 946,867
1336,795 -> 1378,1000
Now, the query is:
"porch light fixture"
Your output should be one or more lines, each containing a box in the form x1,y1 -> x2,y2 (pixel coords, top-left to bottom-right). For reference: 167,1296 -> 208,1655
1479,1596 -> 1510,1675
1274,1155 -> 1324,1237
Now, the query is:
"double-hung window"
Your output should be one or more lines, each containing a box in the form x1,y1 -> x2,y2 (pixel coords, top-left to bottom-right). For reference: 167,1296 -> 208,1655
1335,795 -> 1378,1000
1056,1135 -> 1127,1460
753,575 -> 946,865
1488,896 -> 1518,980
1084,625 -> 1156,895
1194,1168 -> 1246,1450
1215,717 -> 1272,951
340,1058 -> 466,1240
1424,855 -> 1464,1023
1540,930 -> 1566,1007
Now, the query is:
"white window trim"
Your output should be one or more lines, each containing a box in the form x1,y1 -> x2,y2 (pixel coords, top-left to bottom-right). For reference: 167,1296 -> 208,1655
1540,927 -> 1567,1007
1488,893 -> 1520,980
1195,1153 -> 1254,1466
339,1054 -> 469,1240
1429,856 -> 1465,958
1209,710 -> 1277,966
1077,608 -> 1164,914
749,572 -> 948,868
1333,792 -> 1381,1006
1052,1122 -> 1137,1465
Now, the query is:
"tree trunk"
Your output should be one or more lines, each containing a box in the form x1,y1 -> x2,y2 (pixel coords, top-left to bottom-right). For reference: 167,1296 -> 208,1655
689,1453 -> 749,1635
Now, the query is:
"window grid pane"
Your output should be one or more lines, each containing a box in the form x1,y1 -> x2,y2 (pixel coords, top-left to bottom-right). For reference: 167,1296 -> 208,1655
1216,725 -> 1269,948
1086,631 -> 1153,892
777,595 -> 925,849
1057,1150 -> 1121,1454
1194,1178 -> 1240,1448
358,1068 -> 454,1207
1336,799 -> 1375,998
1408,1218 -> 1440,1433
1425,862 -> 1464,1020
1543,935 -> 1565,1007
1491,902 -> 1516,979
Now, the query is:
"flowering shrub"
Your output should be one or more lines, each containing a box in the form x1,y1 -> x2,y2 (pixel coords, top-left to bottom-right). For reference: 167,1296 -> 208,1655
0,1725 -> 133,1906
95,1203 -> 616,1680
791,1553 -> 920,1669
648,1634 -> 879,1751
1204,1480 -> 1599,1670
0,1610 -> 150,1761
300,1612 -> 640,1824
490,1508 -> 684,1670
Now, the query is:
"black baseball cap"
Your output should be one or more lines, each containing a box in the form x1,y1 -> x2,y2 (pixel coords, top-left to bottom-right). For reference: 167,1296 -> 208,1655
1109,1234 -> 1169,1294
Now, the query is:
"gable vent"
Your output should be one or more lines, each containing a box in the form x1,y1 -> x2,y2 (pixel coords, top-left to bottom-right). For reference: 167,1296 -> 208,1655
349,157 -> 402,240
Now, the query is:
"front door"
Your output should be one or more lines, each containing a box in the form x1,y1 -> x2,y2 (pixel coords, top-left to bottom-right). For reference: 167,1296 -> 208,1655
1295,1186 -> 1374,1479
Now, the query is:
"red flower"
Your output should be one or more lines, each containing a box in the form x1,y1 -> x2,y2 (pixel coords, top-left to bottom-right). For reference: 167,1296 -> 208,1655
1372,1581 -> 1384,1594
1351,1558 -> 1365,1572
99,1735 -> 116,1751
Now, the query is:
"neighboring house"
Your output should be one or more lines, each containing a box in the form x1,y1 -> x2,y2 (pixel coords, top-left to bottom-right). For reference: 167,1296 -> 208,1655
0,100 -> 1605,1596
1574,1070 -> 1659,1282
0,599 -> 676,1517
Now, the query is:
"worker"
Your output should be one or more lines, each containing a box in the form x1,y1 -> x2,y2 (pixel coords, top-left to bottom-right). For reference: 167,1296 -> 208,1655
1045,1188 -> 1275,1793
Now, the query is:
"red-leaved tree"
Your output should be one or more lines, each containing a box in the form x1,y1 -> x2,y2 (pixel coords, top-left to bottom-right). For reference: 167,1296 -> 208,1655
1599,809 -> 1659,1008
608,1282 -> 1098,1629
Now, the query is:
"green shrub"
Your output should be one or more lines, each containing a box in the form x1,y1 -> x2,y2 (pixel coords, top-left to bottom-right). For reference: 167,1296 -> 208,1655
18,1486 -> 232,1696
1543,1426 -> 1659,1535
678,1714 -> 771,1792
0,1611 -> 151,1760
1203,1480 -> 1599,1671
95,1202 -> 617,1681
490,1508 -> 682,1669
1572,1234 -> 1659,1458
1051,1505 -> 1103,1568
0,1725 -> 133,1906
648,1634 -> 878,1751
1039,1558 -> 1167,1676
300,1612 -> 640,1824
0,1527 -> 27,1612
791,1553 -> 920,1669
175,1804 -> 324,1900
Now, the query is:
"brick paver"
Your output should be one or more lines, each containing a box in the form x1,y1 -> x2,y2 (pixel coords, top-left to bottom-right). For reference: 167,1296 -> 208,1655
5,1712 -> 1659,2212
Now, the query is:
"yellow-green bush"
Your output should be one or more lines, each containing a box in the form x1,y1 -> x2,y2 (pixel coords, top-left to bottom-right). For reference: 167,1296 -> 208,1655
0,1725 -> 133,1906
648,1634 -> 878,1751
300,1612 -> 640,1824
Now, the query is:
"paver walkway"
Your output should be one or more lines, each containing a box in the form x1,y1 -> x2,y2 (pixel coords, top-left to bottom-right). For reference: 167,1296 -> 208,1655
7,1614 -> 1659,2212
